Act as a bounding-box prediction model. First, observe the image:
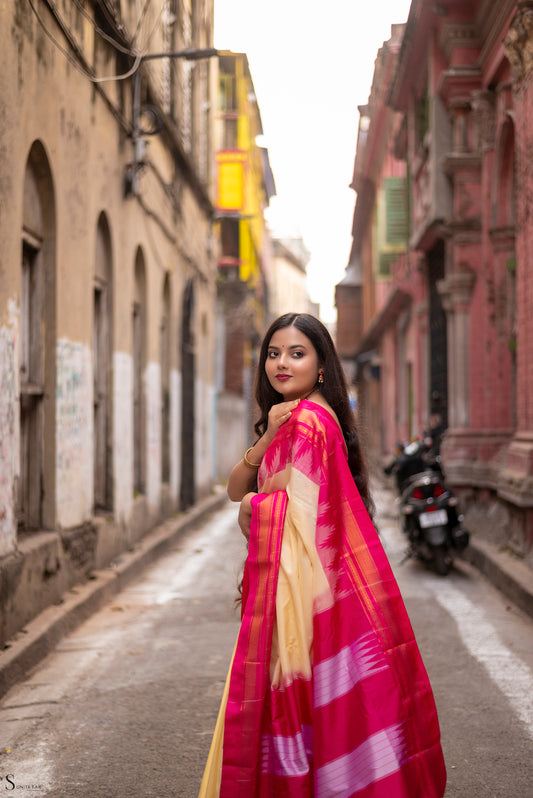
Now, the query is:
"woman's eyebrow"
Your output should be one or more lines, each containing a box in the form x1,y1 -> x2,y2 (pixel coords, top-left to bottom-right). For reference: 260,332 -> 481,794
268,344 -> 306,351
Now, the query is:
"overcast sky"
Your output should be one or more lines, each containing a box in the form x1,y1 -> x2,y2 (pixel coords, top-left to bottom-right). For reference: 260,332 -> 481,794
214,0 -> 413,322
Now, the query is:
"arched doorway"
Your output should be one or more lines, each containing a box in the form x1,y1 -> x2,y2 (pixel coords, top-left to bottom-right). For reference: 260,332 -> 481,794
93,212 -> 113,511
18,141 -> 56,531
180,279 -> 195,509
493,115 -> 517,427
161,274 -> 171,485
133,249 -> 147,495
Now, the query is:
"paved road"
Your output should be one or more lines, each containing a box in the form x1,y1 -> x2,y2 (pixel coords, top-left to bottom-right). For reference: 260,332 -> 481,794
0,488 -> 532,797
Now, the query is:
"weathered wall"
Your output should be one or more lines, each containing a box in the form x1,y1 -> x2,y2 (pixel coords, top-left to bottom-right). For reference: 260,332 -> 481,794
0,301 -> 18,557
113,351 -> 134,525
217,392 -> 248,484
0,0 -> 218,646
56,340 -> 93,528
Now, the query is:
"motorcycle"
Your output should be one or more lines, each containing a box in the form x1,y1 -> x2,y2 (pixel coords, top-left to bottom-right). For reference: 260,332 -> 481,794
384,438 -> 470,575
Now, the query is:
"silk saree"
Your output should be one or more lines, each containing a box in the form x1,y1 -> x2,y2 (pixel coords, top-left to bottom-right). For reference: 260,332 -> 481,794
199,400 -> 446,797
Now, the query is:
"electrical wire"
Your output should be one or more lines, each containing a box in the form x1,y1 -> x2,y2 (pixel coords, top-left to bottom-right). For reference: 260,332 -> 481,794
70,0 -> 136,57
138,0 -> 167,53
27,0 -> 143,83
93,52 -> 143,83
132,0 -> 153,47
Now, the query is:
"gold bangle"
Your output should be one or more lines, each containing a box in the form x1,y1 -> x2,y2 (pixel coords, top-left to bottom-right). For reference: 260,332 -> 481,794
243,446 -> 261,469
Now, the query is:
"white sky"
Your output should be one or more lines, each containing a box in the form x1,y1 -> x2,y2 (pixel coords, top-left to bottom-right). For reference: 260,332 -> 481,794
214,0 -> 413,322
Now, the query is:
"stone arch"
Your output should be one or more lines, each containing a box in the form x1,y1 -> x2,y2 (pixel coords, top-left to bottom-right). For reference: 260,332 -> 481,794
180,278 -> 196,509
491,114 -> 517,427
161,272 -> 171,484
93,212 -> 114,511
133,248 -> 147,494
19,140 -> 56,531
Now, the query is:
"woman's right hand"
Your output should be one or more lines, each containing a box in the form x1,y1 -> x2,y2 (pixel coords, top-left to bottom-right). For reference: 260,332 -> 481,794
227,399 -> 300,503
238,492 -> 256,540
264,399 -> 300,444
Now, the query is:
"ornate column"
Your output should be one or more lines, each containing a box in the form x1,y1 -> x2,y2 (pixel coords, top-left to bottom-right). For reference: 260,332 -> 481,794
414,298 -> 429,434
500,2 -> 533,547
470,89 -> 496,152
437,267 -> 476,430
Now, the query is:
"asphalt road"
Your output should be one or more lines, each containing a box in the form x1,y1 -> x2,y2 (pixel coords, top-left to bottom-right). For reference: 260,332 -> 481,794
0,487 -> 532,797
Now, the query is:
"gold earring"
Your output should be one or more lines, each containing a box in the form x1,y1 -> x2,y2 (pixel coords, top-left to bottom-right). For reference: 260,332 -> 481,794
318,370 -> 324,384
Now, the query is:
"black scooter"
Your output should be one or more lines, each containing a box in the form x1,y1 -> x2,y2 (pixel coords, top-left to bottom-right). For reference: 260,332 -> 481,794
385,439 -> 469,575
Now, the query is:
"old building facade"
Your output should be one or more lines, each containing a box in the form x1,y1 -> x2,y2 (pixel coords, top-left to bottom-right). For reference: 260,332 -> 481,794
0,0 -> 219,646
214,51 -> 276,479
268,237 -> 314,318
337,0 -> 533,560
336,24 -> 407,439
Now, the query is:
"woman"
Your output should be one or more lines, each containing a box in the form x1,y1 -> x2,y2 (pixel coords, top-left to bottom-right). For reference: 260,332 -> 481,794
199,313 -> 446,798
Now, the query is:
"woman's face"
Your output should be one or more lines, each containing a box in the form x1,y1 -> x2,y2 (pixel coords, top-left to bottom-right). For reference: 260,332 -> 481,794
265,325 -> 320,401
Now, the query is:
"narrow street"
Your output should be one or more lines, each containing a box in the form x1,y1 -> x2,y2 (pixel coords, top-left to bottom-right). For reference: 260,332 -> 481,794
1,487 -> 532,797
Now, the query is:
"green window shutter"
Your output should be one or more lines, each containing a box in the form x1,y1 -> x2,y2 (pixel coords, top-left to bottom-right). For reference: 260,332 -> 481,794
385,177 -> 408,243
378,251 -> 397,277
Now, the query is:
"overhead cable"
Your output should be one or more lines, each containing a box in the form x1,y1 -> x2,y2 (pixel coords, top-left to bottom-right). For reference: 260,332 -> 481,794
27,0 -> 143,83
70,0 -> 135,57
132,0 -> 153,47
138,0 -> 167,53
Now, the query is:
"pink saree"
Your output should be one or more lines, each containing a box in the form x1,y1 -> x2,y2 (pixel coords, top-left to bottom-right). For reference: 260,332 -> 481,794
199,401 -> 446,798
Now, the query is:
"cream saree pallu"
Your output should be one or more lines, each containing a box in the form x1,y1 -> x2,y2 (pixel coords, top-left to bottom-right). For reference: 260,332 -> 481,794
199,401 -> 446,798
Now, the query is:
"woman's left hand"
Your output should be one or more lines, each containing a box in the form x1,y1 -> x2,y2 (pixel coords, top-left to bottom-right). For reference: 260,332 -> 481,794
238,492 -> 256,539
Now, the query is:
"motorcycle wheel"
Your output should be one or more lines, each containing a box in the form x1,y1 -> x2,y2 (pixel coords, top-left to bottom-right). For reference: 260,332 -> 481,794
432,544 -> 452,576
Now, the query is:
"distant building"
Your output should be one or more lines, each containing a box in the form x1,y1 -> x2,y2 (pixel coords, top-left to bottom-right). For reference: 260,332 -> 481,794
269,237 -> 313,318
213,51 -> 276,479
336,25 -> 407,440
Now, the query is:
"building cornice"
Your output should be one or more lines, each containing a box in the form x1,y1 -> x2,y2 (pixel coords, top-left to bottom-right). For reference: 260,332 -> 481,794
504,1 -> 533,88
355,288 -> 412,355
439,20 -> 481,62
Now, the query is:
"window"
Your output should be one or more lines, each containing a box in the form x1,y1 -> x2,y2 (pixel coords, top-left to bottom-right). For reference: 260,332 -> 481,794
378,251 -> 398,278
415,88 -> 430,147
385,177 -> 409,243
133,251 -> 147,495
93,214 -> 113,511
18,239 -> 44,530
161,276 -> 171,484
221,218 -> 240,258
223,117 -> 238,149
219,74 -> 237,112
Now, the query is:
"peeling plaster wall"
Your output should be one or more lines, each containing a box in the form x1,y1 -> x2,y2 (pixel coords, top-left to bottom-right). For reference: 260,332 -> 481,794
195,377 -> 215,495
113,351 -> 133,525
0,300 -> 19,556
55,339 -> 92,528
145,361 -> 161,509
0,0 -> 219,647
217,392 -> 247,483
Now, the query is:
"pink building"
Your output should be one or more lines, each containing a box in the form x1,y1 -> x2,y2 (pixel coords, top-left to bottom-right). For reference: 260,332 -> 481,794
337,0 -> 533,558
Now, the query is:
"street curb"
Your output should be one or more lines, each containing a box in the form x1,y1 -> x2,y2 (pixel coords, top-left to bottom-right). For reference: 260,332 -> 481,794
0,489 -> 229,699
376,478 -> 533,621
460,536 -> 533,620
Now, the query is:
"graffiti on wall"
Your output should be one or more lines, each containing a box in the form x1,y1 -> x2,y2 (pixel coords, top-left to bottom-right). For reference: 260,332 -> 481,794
56,339 -> 92,528
113,351 -> 133,523
0,300 -> 19,557
145,361 -> 161,509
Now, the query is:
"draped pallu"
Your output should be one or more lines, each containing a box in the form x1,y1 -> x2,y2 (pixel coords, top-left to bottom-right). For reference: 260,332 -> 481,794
199,401 -> 446,798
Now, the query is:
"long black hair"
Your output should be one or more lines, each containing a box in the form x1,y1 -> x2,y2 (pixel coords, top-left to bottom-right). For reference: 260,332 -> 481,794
254,313 -> 374,518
